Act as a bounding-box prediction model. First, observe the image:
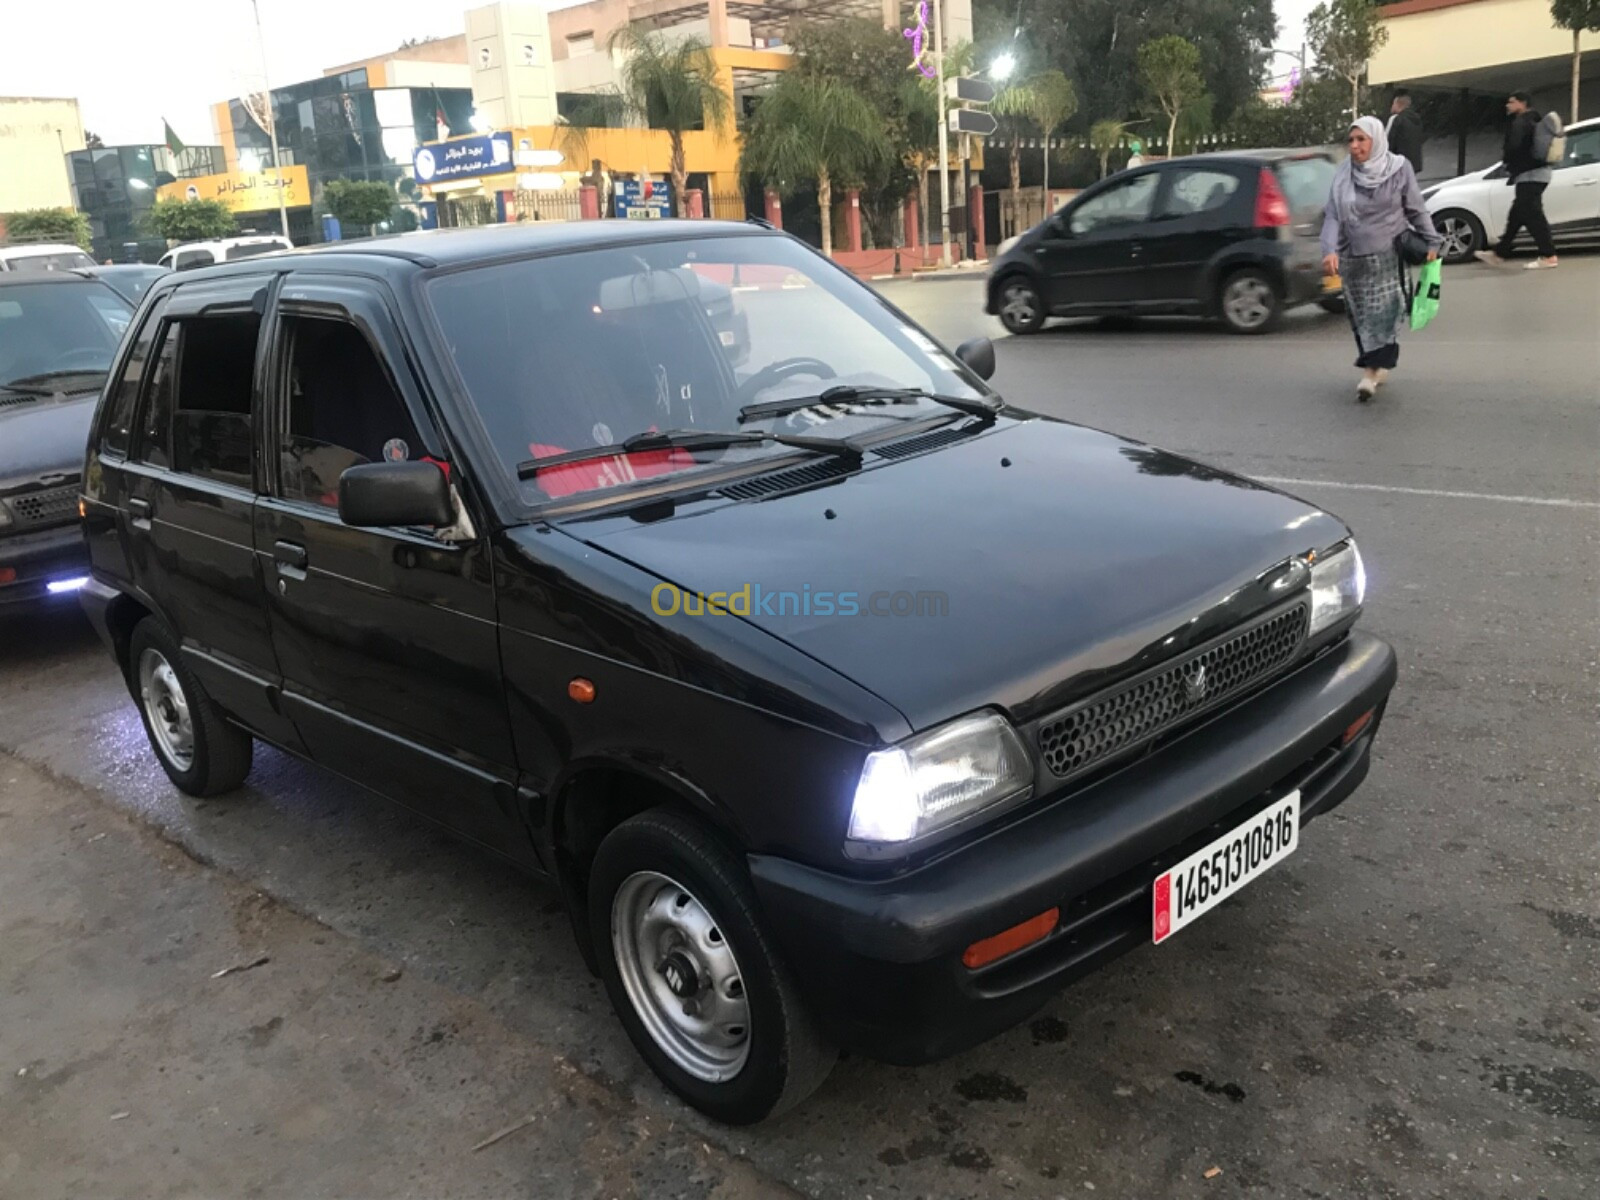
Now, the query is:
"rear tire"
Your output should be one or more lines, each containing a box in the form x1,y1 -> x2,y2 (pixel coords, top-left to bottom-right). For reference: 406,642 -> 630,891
995,275 -> 1047,334
589,809 -> 835,1124
1433,210 -> 1484,264
129,618 -> 253,796
1216,268 -> 1283,334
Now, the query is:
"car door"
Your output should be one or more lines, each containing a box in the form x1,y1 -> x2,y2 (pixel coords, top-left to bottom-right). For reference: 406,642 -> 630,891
1037,170 -> 1162,309
252,275 -> 521,855
1546,127 -> 1600,233
1142,164 -> 1250,303
119,274 -> 302,750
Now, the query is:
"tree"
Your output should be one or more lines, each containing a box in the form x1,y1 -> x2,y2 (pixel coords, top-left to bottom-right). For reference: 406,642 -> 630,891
1138,35 -> 1205,160
991,78 -> 1038,238
1025,70 -> 1078,195
146,197 -> 235,242
1089,118 -> 1131,178
1228,72 -> 1352,149
323,179 -> 395,235
84,131 -> 105,149
2,207 -> 92,249
1551,0 -> 1600,120
607,25 -> 732,217
1306,0 -> 1389,121
740,74 -> 887,258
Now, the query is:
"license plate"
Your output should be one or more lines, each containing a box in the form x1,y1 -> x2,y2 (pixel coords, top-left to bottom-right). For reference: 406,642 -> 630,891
1322,274 -> 1341,292
1153,792 -> 1299,943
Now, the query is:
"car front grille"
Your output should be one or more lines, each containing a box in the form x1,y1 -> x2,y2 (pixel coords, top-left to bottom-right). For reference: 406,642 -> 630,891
1037,602 -> 1309,780
7,484 -> 79,531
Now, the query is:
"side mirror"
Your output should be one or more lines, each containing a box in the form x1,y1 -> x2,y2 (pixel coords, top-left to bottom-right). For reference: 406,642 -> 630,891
954,336 -> 996,381
338,461 -> 453,528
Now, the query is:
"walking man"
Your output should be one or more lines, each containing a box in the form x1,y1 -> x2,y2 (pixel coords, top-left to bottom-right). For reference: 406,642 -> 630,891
1385,90 -> 1424,175
1477,91 -> 1559,270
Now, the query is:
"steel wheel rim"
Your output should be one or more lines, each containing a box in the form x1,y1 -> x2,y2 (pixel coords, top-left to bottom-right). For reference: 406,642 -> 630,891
138,648 -> 193,771
612,870 -> 750,1083
1223,277 -> 1271,328
1439,216 -> 1473,259
1001,283 -> 1037,327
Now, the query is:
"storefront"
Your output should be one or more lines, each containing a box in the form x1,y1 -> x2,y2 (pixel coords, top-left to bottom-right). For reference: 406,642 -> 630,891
156,165 -> 315,243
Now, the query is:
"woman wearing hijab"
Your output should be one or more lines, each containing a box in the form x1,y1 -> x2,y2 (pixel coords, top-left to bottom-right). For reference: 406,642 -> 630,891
1321,116 -> 1441,401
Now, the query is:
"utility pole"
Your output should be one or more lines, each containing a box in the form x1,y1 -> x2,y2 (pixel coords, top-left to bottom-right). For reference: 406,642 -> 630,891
934,0 -> 951,267
251,0 -> 292,243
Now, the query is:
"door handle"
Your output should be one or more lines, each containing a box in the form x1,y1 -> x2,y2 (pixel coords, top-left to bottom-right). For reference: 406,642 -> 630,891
128,497 -> 151,530
273,540 -> 308,582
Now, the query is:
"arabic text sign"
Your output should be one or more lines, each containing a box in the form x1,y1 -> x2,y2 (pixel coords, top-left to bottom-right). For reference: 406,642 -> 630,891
414,132 -> 513,184
614,178 -> 672,219
157,165 -> 311,212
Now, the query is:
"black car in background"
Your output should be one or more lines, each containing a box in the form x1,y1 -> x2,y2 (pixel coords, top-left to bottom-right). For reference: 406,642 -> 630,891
82,264 -> 171,305
0,273 -> 131,613
80,223 -> 1395,1122
987,149 -> 1341,334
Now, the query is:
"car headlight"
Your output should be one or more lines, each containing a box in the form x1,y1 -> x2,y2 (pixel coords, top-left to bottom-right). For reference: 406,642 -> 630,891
846,710 -> 1034,855
1309,541 -> 1366,635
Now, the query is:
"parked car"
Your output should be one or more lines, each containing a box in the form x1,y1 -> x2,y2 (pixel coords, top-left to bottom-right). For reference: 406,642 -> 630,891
1425,116 -> 1600,262
0,242 -> 98,273
81,222 -> 1396,1123
987,149 -> 1343,334
156,234 -> 293,271
1,273 -> 131,612
82,263 -> 171,305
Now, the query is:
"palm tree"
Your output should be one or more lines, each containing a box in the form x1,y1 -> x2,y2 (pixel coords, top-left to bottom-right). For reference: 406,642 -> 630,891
1024,71 -> 1077,196
991,78 -> 1037,239
741,75 -> 887,258
1089,118 -> 1131,179
607,25 -> 732,216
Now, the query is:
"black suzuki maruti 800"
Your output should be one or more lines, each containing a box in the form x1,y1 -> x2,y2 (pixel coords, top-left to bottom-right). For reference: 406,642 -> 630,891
81,222 -> 1396,1123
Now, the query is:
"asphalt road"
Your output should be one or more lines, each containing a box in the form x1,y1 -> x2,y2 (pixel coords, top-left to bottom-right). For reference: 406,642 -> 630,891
2,254 -> 1597,1198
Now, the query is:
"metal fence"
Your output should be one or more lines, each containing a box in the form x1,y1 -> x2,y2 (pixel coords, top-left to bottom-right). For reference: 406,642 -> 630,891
438,195 -> 495,228
513,189 -> 585,223
707,191 -> 752,221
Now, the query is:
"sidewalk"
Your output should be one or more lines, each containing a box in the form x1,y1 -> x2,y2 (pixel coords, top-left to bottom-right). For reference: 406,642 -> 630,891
0,751 -> 793,1200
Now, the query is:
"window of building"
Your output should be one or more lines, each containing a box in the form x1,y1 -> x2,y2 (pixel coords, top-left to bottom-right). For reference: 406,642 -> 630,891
138,315 -> 260,486
567,32 -> 595,56
278,316 -> 421,509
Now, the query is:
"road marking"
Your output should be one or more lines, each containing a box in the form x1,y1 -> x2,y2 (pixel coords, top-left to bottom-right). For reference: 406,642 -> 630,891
1254,476 -> 1600,510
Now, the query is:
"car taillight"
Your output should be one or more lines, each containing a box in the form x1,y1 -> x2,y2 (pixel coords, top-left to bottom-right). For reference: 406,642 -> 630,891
1254,168 -> 1291,228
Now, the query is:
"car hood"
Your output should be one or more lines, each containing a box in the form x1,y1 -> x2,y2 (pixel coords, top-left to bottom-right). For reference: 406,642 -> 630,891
570,417 -> 1350,734
0,393 -> 96,488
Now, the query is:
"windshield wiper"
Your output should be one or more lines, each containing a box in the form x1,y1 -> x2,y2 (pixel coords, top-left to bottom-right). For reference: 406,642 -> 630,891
738,385 -> 1002,424
1,368 -> 109,396
516,427 -> 864,480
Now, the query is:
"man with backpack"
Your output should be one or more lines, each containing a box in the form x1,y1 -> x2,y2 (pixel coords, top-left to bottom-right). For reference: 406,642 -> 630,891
1476,91 -> 1563,270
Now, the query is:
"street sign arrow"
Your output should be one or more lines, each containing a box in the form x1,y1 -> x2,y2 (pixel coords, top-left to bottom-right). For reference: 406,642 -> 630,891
949,108 -> 998,137
946,76 -> 996,105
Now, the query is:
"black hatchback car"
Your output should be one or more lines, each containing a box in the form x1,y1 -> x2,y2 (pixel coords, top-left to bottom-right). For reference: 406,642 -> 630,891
81,222 -> 1396,1123
987,149 -> 1342,334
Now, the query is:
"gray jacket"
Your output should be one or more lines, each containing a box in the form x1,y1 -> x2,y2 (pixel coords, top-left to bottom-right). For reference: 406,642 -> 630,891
1320,158 -> 1442,259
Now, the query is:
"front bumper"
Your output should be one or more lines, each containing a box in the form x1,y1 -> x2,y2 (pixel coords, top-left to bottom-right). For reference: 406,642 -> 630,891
749,630 -> 1398,1064
0,523 -> 90,612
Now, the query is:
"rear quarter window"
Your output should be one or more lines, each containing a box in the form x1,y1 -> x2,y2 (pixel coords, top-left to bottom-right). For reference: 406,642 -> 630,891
1275,157 -> 1337,214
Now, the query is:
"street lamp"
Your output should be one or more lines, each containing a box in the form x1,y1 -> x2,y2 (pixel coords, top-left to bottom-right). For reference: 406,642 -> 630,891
990,52 -> 1016,82
249,0 -> 292,243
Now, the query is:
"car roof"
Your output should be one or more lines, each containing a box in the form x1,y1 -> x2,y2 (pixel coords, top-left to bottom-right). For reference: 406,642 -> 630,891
1185,147 -> 1338,164
158,220 -> 775,282
0,242 -> 93,257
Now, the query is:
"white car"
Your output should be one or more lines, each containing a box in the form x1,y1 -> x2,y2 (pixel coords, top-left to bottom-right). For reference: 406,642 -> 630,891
156,234 -> 293,272
1424,117 -> 1600,262
0,242 -> 97,272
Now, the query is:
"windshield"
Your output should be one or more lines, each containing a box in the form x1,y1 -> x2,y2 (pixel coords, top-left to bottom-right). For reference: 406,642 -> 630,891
425,234 -> 984,503
4,249 -> 97,273
0,283 -> 132,390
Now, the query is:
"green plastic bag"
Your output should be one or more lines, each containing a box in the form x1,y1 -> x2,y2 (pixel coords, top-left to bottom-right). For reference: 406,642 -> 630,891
1410,259 -> 1442,330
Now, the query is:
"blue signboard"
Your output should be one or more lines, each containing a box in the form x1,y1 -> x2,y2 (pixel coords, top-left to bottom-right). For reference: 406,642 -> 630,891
614,177 -> 673,219
413,133 -> 513,184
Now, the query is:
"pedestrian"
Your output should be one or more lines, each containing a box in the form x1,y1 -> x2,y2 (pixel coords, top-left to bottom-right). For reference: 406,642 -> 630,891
1385,90 -> 1424,175
1321,116 -> 1441,402
1475,91 -> 1560,270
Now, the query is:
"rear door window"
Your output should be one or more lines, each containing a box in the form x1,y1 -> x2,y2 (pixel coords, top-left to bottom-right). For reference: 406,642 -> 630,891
1275,156 -> 1337,215
174,250 -> 214,271
137,313 -> 260,486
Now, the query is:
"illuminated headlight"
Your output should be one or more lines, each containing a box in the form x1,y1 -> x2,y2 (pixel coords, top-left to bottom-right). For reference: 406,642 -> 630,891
1309,541 -> 1366,635
846,711 -> 1034,854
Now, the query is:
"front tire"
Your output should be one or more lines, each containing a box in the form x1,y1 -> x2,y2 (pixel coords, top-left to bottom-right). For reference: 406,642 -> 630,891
589,809 -> 835,1124
1433,210 -> 1484,264
995,275 -> 1047,334
129,618 -> 253,796
1216,268 -> 1283,334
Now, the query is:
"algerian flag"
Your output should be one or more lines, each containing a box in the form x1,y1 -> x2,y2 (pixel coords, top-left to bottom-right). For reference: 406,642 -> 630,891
164,119 -> 186,157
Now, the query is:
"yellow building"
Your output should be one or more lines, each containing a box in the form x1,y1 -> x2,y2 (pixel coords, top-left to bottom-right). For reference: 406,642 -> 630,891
0,97 -> 85,214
